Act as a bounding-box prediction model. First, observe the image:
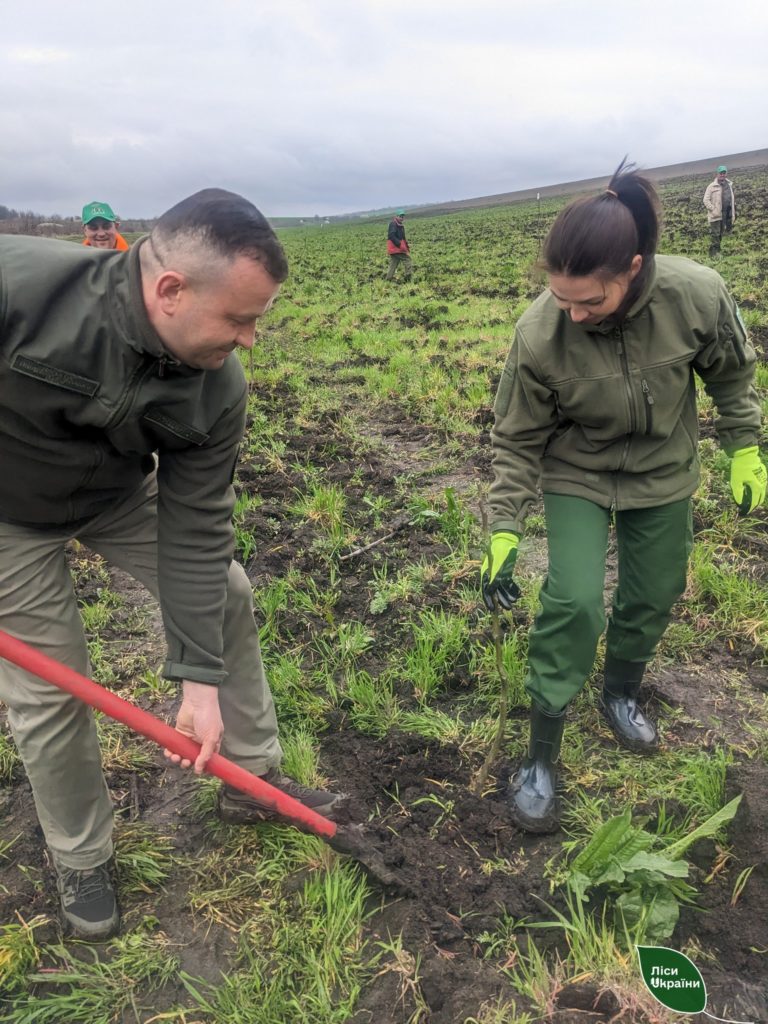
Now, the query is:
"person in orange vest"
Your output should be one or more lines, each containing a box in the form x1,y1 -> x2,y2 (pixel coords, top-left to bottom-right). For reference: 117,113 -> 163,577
386,209 -> 413,280
81,202 -> 130,250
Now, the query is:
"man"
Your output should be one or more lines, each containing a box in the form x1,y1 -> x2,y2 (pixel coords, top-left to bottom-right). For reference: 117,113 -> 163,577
0,189 -> 343,941
82,201 -> 130,250
703,166 -> 736,257
386,208 -> 413,280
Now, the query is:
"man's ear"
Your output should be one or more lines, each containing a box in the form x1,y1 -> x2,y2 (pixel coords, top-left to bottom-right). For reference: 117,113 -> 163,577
155,271 -> 187,315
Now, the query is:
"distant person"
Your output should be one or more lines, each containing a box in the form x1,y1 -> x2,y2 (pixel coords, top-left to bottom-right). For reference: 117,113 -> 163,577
482,159 -> 764,835
703,166 -> 735,257
386,209 -> 413,280
81,201 -> 130,251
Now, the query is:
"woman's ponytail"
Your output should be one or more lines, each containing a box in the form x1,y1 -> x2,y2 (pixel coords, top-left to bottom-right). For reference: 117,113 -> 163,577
542,157 -> 661,279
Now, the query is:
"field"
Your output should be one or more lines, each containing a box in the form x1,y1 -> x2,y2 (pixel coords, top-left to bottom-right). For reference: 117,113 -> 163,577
1,168 -> 767,1023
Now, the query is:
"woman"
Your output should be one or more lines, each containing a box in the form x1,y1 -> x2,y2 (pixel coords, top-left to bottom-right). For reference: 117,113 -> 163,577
482,160 -> 765,833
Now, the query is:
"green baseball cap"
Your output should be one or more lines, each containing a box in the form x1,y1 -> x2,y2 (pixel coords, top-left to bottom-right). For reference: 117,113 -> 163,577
82,201 -> 118,224
396,208 -> 405,216
717,165 -> 727,173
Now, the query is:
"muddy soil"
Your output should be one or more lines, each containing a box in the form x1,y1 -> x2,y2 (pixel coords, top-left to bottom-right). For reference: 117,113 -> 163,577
241,400 -> 768,1023
1,366 -> 767,1022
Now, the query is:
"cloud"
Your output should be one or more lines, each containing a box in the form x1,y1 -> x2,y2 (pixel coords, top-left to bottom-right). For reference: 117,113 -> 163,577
8,46 -> 70,63
1,0 -> 766,216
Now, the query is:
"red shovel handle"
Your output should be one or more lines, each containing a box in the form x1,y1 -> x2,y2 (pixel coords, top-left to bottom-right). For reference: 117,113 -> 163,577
0,629 -> 336,839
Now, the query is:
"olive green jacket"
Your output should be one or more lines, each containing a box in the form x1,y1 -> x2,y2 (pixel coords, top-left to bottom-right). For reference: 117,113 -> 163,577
489,255 -> 761,534
0,235 -> 248,685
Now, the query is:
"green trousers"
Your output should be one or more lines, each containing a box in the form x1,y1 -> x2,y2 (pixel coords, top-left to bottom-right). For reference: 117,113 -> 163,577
526,494 -> 692,714
0,473 -> 282,870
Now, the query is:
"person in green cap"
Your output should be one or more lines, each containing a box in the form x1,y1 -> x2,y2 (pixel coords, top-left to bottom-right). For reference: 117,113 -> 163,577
482,159 -> 764,834
703,166 -> 735,257
386,209 -> 413,280
81,201 -> 130,251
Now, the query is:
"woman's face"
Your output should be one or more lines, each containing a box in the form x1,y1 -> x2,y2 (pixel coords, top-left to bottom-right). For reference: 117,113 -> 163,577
548,254 -> 642,325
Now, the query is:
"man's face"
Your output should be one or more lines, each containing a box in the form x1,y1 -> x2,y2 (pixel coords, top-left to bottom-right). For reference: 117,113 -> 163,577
717,172 -> 727,184
84,218 -> 118,248
157,256 -> 280,370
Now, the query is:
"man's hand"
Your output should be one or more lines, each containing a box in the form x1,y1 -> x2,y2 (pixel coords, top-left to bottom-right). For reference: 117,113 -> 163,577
730,446 -> 767,514
165,681 -> 224,774
481,531 -> 521,611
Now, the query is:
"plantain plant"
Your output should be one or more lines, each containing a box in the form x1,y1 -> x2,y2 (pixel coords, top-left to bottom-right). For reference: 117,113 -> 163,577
560,796 -> 742,943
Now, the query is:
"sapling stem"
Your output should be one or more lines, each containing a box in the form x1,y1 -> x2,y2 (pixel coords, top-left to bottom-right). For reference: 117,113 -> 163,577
471,501 -> 510,796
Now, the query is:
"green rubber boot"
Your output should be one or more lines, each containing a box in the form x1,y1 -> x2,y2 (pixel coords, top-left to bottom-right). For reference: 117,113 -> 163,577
600,655 -> 658,753
510,703 -> 566,833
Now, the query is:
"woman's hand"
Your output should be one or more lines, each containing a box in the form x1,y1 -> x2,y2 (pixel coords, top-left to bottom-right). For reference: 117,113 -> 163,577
730,447 -> 767,514
481,531 -> 521,611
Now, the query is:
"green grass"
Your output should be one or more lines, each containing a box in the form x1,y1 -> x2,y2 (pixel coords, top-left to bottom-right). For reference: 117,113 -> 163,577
114,822 -> 175,896
181,864 -> 371,1023
5,922 -> 179,1023
0,729 -> 21,785
7,166 -> 766,1021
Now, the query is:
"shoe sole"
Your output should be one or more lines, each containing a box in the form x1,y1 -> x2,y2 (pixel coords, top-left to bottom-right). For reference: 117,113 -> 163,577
607,730 -> 659,754
511,806 -> 560,834
510,790 -> 560,834
60,908 -> 120,942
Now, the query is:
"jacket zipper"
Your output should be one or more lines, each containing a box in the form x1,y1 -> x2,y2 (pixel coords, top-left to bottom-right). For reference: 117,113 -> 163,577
105,359 -> 161,430
616,329 -> 634,472
641,379 -> 655,434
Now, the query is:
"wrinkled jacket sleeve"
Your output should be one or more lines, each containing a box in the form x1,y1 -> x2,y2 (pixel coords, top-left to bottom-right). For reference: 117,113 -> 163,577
694,280 -> 761,455
489,327 -> 558,534
158,387 -> 248,685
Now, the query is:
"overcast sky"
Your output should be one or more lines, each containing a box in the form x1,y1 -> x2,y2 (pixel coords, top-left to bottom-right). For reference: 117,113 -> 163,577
2,0 -> 766,218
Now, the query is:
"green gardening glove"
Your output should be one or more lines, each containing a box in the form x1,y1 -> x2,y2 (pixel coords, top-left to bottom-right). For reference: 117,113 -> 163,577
729,446 -> 767,514
481,531 -> 521,612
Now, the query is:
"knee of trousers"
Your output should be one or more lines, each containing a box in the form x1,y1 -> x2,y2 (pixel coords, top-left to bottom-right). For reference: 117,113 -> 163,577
222,561 -> 259,630
540,586 -> 605,631
8,686 -> 96,752
225,561 -> 256,616
644,571 -> 687,614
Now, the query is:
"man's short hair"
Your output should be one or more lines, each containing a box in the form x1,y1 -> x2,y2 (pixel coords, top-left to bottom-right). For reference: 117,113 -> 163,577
152,188 -> 288,283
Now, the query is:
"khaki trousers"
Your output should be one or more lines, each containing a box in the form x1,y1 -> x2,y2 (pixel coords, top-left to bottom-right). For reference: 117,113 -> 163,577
386,253 -> 413,280
0,474 -> 282,869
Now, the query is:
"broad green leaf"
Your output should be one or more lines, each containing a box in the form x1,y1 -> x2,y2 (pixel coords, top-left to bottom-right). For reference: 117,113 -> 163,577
592,859 -> 627,887
570,809 -> 633,875
567,870 -> 593,904
613,827 -> 654,861
636,945 -> 707,1013
623,851 -> 690,878
621,890 -> 681,943
664,795 -> 741,860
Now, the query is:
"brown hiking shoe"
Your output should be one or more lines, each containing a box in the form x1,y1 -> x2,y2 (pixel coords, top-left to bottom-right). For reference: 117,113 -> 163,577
217,767 -> 346,824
